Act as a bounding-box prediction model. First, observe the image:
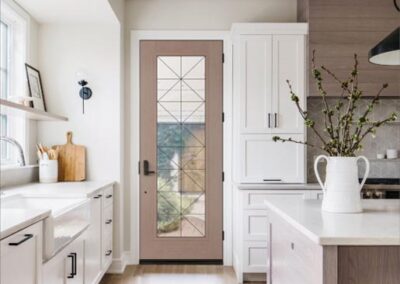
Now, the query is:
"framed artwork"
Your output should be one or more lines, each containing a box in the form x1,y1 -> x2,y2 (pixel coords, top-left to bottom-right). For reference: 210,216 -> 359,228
25,63 -> 46,111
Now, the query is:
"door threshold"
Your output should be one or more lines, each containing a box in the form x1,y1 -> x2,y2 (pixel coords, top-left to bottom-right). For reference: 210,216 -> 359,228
140,259 -> 223,265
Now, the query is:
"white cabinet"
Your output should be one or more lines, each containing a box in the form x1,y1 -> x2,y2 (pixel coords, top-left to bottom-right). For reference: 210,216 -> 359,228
84,194 -> 102,284
43,235 -> 85,284
237,35 -> 273,133
0,221 -> 43,284
232,23 -> 308,183
239,134 -> 305,183
84,185 -> 114,284
232,188 -> 322,283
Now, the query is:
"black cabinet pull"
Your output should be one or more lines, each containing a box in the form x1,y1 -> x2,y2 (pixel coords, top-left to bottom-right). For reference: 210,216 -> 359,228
8,234 -> 33,246
93,194 -> 102,199
105,219 -> 113,224
143,160 -> 155,176
106,194 -> 113,199
105,250 -> 112,256
67,253 -> 77,278
274,113 -> 278,128
268,113 -> 271,128
263,179 -> 282,182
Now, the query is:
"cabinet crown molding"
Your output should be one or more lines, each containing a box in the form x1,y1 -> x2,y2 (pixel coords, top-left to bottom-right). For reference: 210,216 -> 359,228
231,23 -> 309,36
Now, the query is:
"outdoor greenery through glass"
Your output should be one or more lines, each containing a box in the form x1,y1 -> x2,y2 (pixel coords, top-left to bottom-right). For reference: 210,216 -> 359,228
156,56 -> 206,237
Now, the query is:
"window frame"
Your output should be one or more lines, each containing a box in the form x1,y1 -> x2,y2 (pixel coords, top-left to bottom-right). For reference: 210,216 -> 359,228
0,0 -> 30,168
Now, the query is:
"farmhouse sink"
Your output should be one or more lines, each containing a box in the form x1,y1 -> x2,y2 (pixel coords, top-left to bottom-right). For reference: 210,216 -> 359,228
1,194 -> 90,260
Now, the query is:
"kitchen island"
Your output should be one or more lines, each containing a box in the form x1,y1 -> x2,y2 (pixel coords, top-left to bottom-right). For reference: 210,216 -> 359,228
265,196 -> 400,284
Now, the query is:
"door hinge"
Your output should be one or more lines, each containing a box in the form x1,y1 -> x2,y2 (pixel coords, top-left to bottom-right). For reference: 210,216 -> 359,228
222,231 -> 225,241
222,112 -> 225,122
222,172 -> 225,182
138,161 -> 140,175
222,53 -> 225,63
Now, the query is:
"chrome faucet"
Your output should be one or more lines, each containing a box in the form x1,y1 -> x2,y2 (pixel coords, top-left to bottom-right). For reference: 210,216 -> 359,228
0,136 -> 26,166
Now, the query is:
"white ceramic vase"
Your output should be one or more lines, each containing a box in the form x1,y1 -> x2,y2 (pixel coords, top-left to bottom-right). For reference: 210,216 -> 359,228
314,155 -> 369,213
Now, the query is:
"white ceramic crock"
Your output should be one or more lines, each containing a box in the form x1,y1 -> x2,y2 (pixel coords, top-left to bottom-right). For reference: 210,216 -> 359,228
314,155 -> 370,213
39,159 -> 58,183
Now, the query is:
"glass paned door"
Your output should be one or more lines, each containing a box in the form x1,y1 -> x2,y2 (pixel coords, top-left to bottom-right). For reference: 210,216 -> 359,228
157,56 -> 206,237
140,40 -> 223,260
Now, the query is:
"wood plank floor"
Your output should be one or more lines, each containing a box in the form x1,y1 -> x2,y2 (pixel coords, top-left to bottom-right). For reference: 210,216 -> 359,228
100,265 -> 255,284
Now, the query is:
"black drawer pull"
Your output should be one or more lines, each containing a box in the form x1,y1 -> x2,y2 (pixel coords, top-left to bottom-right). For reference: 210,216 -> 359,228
67,253 -> 77,278
263,179 -> 282,182
105,219 -> 113,224
105,250 -> 112,256
93,194 -> 102,199
106,194 -> 113,199
9,234 -> 33,246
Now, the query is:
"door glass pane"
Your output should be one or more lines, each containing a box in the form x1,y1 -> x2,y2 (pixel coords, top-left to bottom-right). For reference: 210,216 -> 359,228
156,56 -> 206,238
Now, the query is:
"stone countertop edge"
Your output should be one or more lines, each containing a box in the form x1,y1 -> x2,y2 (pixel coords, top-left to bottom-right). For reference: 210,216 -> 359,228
236,183 -> 322,190
0,209 -> 51,240
1,180 -> 116,198
264,197 -> 400,246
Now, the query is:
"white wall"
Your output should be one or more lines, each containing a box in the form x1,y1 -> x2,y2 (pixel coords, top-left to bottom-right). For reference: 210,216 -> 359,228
36,23 -> 123,258
125,0 -> 297,30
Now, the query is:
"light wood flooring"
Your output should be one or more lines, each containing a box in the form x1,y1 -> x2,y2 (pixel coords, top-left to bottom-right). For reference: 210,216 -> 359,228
100,265 -> 258,284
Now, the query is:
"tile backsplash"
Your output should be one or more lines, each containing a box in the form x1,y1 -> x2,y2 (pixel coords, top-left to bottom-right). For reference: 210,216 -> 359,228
307,98 -> 400,182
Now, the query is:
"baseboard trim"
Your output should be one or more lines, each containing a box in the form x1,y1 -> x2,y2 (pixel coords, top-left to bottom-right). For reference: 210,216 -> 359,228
107,251 -> 136,274
140,259 -> 223,265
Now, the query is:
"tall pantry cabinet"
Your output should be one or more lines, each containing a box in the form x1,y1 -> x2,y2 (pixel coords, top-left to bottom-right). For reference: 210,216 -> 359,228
232,23 -> 308,184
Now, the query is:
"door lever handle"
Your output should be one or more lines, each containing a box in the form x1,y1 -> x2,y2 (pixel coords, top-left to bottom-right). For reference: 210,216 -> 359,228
143,160 -> 155,176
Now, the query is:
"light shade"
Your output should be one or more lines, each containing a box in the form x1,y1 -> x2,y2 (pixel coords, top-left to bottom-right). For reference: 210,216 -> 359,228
368,27 -> 400,66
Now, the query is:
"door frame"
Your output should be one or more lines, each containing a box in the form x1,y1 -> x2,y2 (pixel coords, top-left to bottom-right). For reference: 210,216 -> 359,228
130,31 -> 233,265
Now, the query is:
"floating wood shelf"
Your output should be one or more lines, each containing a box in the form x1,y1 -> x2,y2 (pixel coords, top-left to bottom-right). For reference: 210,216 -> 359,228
0,99 -> 68,121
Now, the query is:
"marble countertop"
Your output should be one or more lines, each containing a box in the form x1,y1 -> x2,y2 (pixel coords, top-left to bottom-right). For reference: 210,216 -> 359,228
264,196 -> 400,245
1,208 -> 50,240
237,183 -> 321,190
1,180 -> 115,198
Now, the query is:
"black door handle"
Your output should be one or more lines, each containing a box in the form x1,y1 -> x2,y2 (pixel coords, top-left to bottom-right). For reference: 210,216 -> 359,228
67,253 -> 77,278
8,234 -> 34,246
143,160 -> 155,175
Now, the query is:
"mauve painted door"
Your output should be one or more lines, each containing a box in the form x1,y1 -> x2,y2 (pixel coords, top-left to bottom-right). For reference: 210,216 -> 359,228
139,40 -> 223,260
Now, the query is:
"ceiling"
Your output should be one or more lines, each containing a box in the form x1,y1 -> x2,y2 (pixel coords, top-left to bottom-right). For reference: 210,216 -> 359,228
15,0 -> 117,24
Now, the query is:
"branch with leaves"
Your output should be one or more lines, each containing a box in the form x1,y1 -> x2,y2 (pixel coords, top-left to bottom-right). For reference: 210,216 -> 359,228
273,52 -> 398,157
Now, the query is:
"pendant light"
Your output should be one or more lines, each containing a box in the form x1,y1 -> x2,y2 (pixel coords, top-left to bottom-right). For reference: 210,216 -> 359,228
368,1 -> 400,65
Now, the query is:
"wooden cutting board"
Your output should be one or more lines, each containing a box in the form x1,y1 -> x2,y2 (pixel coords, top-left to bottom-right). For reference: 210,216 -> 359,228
53,132 -> 86,181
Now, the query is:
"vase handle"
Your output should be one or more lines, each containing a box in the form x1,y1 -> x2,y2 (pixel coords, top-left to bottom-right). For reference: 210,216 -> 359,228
357,156 -> 370,191
314,155 -> 329,193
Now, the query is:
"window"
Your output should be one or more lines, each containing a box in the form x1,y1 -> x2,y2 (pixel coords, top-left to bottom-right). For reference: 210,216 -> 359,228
0,0 -> 28,167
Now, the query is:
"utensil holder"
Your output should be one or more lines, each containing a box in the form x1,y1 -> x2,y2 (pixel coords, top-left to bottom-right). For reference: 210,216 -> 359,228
39,159 -> 58,183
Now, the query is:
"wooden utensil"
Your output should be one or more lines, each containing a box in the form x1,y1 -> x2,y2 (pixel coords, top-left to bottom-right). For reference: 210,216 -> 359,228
53,131 -> 86,181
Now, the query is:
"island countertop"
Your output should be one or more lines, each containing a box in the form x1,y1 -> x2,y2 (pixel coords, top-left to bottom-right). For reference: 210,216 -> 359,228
264,196 -> 400,246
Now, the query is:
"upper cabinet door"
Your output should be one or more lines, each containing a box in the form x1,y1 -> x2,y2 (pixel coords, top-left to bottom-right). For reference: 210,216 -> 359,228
236,35 -> 273,133
272,35 -> 306,134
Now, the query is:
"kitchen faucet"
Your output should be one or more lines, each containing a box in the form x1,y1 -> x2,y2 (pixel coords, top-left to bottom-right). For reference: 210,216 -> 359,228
0,136 -> 26,166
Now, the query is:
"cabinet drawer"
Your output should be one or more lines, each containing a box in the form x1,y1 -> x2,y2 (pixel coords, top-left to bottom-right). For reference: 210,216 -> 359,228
244,191 -> 306,209
102,234 -> 113,270
243,241 -> 268,273
103,186 -> 113,208
243,210 -> 268,241
270,211 -> 323,284
103,204 -> 113,238
239,134 -> 305,183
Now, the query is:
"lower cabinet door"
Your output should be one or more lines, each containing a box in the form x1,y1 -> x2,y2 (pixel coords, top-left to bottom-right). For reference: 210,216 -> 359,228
43,237 -> 84,284
0,222 -> 42,284
85,196 -> 102,284
239,134 -> 305,183
243,241 -> 268,273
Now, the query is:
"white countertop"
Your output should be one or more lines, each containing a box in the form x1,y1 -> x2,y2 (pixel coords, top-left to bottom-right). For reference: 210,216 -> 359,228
1,208 -> 50,240
1,180 -> 115,198
264,196 -> 400,246
0,181 -> 114,240
237,183 -> 321,190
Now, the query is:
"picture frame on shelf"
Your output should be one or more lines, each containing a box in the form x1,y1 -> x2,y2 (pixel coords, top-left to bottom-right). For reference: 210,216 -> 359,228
25,63 -> 46,111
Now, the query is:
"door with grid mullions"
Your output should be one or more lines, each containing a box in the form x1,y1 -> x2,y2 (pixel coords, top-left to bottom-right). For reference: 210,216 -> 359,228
140,40 -> 223,260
